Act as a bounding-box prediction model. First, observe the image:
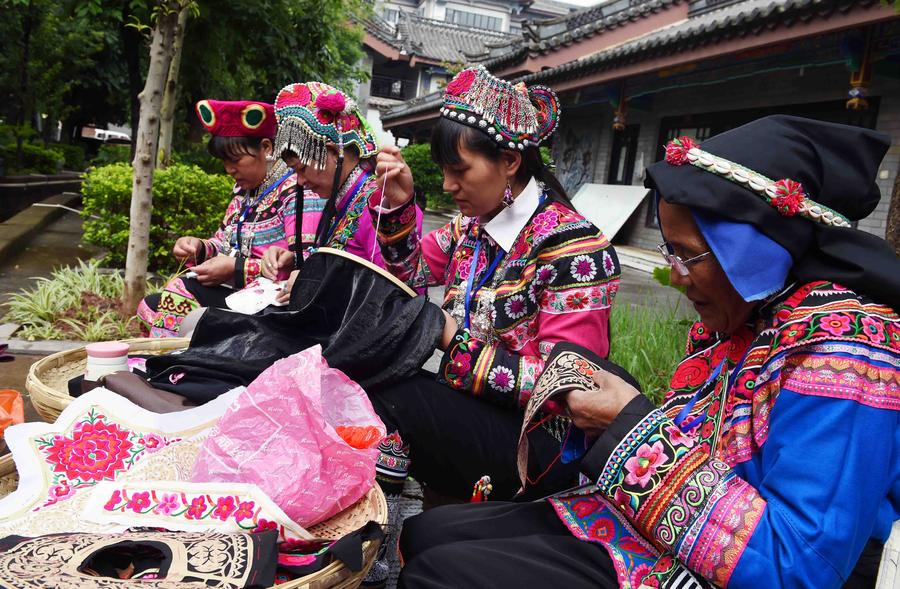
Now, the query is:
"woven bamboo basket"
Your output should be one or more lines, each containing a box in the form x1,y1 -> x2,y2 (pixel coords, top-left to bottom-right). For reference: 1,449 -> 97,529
26,337 -> 191,422
18,336 -> 387,587
0,453 -> 386,588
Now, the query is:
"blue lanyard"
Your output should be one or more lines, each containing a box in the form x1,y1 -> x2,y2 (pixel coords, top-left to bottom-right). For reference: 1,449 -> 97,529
235,171 -> 293,249
673,343 -> 752,432
463,235 -> 506,330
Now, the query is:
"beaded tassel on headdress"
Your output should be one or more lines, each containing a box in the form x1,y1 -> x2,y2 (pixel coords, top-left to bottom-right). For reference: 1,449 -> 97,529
274,119 -> 329,170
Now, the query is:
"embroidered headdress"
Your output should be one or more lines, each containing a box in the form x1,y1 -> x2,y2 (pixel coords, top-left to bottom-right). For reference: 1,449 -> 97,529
440,66 -> 560,150
195,99 -> 276,138
274,82 -> 379,170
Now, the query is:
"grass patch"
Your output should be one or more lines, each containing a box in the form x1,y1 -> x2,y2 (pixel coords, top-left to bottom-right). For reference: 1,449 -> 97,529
609,301 -> 694,405
2,259 -> 167,342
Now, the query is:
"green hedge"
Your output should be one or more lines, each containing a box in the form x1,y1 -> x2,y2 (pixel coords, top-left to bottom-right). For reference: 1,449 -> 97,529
81,163 -> 234,273
91,144 -> 132,166
0,142 -> 64,175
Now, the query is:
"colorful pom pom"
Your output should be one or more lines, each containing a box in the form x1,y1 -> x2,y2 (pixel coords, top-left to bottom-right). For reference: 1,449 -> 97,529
770,179 -> 806,216
664,136 -> 698,166
315,91 -> 347,114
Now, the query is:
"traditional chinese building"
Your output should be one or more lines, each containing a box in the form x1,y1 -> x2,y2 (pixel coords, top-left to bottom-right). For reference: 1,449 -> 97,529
381,0 -> 900,246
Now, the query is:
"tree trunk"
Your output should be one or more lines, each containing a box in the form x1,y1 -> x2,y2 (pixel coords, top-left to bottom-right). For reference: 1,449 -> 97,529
157,5 -> 188,169
122,0 -> 144,160
121,7 -> 180,313
887,171 -> 900,258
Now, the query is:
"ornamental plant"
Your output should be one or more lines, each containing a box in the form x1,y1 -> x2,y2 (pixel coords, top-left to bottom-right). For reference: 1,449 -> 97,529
81,163 -> 233,274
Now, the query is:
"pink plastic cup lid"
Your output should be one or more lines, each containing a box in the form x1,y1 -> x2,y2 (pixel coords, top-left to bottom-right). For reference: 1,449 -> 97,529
85,342 -> 130,358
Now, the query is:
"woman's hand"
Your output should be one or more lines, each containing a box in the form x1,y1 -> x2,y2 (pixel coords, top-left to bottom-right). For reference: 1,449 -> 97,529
261,246 -> 294,280
192,255 -> 236,286
375,145 -> 415,209
174,236 -> 203,263
276,270 -> 299,304
439,309 -> 459,350
564,370 -> 640,437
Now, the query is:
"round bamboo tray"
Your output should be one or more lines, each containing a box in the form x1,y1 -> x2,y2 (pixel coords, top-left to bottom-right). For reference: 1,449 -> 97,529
0,452 -> 385,588
26,337 -> 191,422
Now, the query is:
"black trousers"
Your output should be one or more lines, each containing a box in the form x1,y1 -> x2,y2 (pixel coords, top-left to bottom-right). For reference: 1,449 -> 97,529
398,501 -> 619,589
369,371 -> 580,502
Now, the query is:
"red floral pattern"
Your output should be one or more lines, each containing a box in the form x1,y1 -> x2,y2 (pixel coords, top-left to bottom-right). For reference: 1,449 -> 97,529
770,179 -> 806,216
45,421 -> 133,482
446,69 -> 476,96
670,357 -> 710,390
664,136 -> 698,166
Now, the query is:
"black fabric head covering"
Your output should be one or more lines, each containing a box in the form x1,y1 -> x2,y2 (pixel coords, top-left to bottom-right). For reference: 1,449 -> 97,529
645,115 -> 900,309
144,249 -> 444,402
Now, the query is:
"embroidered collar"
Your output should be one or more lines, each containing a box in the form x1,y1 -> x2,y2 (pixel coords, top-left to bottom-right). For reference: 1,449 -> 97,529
482,177 -> 541,252
336,165 -> 366,209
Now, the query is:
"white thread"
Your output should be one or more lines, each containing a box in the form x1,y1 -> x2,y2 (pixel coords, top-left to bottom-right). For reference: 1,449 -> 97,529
370,163 -> 390,262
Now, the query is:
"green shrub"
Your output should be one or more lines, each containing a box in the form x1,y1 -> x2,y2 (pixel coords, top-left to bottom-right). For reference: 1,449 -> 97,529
402,143 -> 454,210
171,140 -> 225,175
54,143 -> 87,171
81,163 -> 234,273
0,142 -> 64,174
91,144 -> 132,166
609,302 -> 693,405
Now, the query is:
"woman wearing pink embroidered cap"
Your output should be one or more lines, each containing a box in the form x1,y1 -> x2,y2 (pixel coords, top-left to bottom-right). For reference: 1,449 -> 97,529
259,81 -> 424,302
138,99 -> 301,338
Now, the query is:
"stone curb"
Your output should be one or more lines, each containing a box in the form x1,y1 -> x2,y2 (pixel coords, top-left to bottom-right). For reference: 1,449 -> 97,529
3,338 -> 83,356
0,192 -> 81,263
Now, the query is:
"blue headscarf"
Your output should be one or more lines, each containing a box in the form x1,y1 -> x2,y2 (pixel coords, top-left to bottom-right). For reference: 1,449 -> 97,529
691,209 -> 793,302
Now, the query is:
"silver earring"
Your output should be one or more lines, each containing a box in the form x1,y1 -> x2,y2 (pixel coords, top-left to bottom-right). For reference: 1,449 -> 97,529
502,181 -> 514,208
265,152 -> 276,162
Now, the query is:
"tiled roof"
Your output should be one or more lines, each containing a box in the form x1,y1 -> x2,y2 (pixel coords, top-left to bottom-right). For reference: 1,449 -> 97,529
365,13 -> 517,64
382,0 -> 882,124
469,0 -> 682,67
517,0 -> 881,85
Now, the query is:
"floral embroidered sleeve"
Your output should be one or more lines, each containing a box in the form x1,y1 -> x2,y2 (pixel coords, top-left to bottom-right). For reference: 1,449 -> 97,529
369,195 -> 461,288
580,347 -> 899,588
439,232 -> 619,408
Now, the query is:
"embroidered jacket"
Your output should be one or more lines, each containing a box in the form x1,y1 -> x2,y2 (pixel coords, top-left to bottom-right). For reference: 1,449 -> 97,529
550,281 -> 900,588
199,167 -> 310,287
371,178 -> 620,407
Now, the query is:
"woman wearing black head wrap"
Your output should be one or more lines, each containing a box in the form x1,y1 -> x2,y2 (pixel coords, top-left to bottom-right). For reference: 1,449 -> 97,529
398,115 -> 900,589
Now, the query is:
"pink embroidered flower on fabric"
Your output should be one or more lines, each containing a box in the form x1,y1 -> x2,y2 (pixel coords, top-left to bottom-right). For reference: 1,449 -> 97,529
770,179 -> 805,216
452,352 -> 472,374
213,496 -> 237,521
254,518 -> 278,533
602,251 -> 616,277
46,420 -> 133,482
126,491 -> 151,513
588,516 -> 615,542
860,316 -> 886,344
664,425 -> 696,449
315,91 -> 347,114
504,295 -> 527,320
613,488 -> 635,518
168,372 -> 184,385
565,292 -> 589,310
186,496 -> 207,520
278,84 -> 311,107
338,113 -> 360,132
624,441 -> 667,488
103,490 -> 123,511
140,432 -> 165,453
888,322 -> 900,350
689,323 -> 711,342
779,322 -> 808,346
532,210 -> 559,236
819,313 -> 853,337
155,493 -> 180,516
233,500 -> 256,521
570,255 -> 597,282
48,480 -> 75,503
446,69 -> 476,97
487,366 -> 514,393
315,109 -> 335,125
664,136 -> 697,166
536,264 -> 557,285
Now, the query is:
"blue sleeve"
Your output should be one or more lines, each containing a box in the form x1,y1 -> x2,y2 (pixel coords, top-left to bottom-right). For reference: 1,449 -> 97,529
730,388 -> 899,588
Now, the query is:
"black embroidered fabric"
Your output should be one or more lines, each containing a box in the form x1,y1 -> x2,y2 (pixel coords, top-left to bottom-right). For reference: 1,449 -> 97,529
143,249 -> 444,403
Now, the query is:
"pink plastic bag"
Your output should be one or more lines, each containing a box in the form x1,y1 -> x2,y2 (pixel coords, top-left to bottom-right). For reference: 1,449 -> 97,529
191,345 -> 385,527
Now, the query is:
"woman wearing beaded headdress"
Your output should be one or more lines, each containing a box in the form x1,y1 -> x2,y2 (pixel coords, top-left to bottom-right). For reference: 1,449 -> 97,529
138,99 -> 302,338
362,64 -> 621,548
258,82 -> 422,297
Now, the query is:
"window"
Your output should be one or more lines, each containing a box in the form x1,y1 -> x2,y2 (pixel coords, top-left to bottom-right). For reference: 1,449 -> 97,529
607,125 -> 640,185
446,8 -> 503,31
382,7 -> 400,23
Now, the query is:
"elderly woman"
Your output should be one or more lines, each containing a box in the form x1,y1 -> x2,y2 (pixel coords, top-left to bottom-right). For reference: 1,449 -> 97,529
397,115 -> 900,589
